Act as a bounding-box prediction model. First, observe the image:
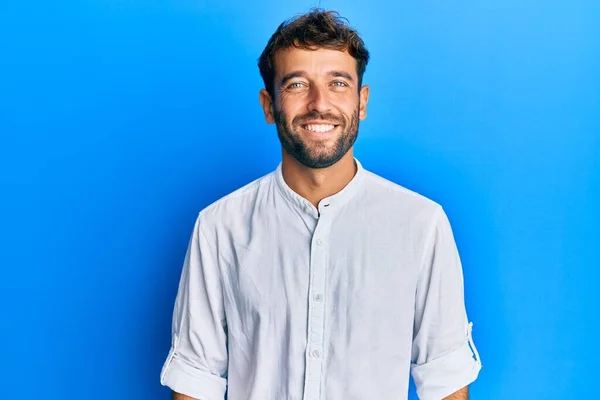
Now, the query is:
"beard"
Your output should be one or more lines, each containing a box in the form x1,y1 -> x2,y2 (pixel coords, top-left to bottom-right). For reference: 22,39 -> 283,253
274,105 -> 360,169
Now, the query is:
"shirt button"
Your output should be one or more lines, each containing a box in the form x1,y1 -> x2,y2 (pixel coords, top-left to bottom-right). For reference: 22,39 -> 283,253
304,207 -> 311,214
316,238 -> 324,246
312,349 -> 321,358
314,293 -> 323,302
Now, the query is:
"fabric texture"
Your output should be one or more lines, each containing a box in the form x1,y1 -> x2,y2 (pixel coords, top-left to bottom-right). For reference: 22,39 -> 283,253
160,159 -> 482,400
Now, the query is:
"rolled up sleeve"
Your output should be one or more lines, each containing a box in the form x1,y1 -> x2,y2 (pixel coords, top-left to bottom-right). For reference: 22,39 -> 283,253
411,207 -> 482,400
160,214 -> 228,400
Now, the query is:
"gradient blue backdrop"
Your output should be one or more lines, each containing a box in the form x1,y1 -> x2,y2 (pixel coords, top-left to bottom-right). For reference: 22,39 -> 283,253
1,0 -> 598,398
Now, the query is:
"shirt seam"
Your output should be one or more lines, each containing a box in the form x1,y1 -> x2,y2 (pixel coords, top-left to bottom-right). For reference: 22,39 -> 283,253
201,173 -> 272,216
196,213 -> 229,333
417,205 -> 443,275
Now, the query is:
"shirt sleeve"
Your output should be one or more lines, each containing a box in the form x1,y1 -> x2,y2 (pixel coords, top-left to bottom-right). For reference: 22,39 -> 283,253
160,214 -> 228,400
410,207 -> 482,400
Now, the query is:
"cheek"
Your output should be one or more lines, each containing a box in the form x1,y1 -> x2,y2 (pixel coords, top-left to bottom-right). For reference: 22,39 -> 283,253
279,91 -> 306,108
340,103 -> 359,123
333,93 -> 359,112
278,102 -> 305,125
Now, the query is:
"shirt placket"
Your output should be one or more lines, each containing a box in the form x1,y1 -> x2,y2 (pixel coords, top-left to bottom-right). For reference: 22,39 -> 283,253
302,211 -> 331,400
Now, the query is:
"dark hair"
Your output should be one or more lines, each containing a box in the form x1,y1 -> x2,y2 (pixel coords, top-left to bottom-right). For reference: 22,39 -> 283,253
258,9 -> 370,99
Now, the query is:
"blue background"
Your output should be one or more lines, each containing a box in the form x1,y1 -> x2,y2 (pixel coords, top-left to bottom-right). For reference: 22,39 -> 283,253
1,0 -> 598,398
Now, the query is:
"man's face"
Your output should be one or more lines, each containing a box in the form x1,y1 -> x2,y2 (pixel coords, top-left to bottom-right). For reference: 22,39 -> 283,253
260,47 -> 370,169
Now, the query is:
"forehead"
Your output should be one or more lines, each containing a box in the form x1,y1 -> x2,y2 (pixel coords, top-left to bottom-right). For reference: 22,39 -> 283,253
273,47 -> 357,80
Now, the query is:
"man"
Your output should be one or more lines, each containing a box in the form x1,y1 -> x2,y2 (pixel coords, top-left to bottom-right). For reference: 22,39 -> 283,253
160,9 -> 482,400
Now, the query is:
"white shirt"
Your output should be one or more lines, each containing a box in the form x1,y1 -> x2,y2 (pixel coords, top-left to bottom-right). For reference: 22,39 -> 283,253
160,158 -> 482,400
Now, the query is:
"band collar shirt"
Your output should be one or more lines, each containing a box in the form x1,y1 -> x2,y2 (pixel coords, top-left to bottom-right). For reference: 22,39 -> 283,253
160,158 -> 482,400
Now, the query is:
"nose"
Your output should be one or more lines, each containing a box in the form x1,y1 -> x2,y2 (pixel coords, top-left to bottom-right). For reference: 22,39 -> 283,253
307,85 -> 332,113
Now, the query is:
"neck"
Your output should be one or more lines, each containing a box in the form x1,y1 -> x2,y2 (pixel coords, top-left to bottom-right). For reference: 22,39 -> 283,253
281,149 -> 357,209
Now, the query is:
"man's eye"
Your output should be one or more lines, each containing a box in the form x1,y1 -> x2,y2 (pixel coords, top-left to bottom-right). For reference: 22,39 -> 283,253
332,81 -> 348,87
288,82 -> 304,89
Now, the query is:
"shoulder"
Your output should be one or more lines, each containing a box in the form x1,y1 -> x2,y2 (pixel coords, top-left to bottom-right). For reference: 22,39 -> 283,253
360,168 -> 443,219
196,168 -> 276,229
358,167 -> 454,256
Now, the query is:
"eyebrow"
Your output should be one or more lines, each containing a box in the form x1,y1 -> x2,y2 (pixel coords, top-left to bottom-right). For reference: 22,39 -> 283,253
280,71 -> 307,87
279,70 -> 355,87
329,70 -> 354,81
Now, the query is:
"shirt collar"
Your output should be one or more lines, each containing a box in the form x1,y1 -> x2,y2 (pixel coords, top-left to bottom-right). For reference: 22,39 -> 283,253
274,157 -> 365,215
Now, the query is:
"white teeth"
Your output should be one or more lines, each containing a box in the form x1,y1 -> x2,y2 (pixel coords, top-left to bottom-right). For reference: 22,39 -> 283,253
304,124 -> 335,133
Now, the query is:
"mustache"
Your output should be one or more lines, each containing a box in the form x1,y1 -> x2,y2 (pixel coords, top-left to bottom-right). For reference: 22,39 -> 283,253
292,111 -> 344,126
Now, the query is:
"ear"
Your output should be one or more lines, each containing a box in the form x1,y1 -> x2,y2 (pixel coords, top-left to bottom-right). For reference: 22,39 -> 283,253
259,89 -> 275,124
358,84 -> 370,120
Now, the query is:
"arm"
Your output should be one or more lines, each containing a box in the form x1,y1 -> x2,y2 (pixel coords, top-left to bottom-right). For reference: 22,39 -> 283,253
173,392 -> 199,400
410,207 -> 481,400
443,386 -> 469,400
159,214 -> 228,399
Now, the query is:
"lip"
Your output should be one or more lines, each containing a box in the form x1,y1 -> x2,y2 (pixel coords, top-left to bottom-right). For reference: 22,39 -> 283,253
301,120 -> 339,125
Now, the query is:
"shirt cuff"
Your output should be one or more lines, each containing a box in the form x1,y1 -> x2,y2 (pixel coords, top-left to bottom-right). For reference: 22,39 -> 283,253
160,344 -> 227,400
410,338 -> 482,400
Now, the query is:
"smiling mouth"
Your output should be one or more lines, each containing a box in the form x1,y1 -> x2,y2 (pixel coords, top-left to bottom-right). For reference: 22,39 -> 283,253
301,123 -> 338,133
